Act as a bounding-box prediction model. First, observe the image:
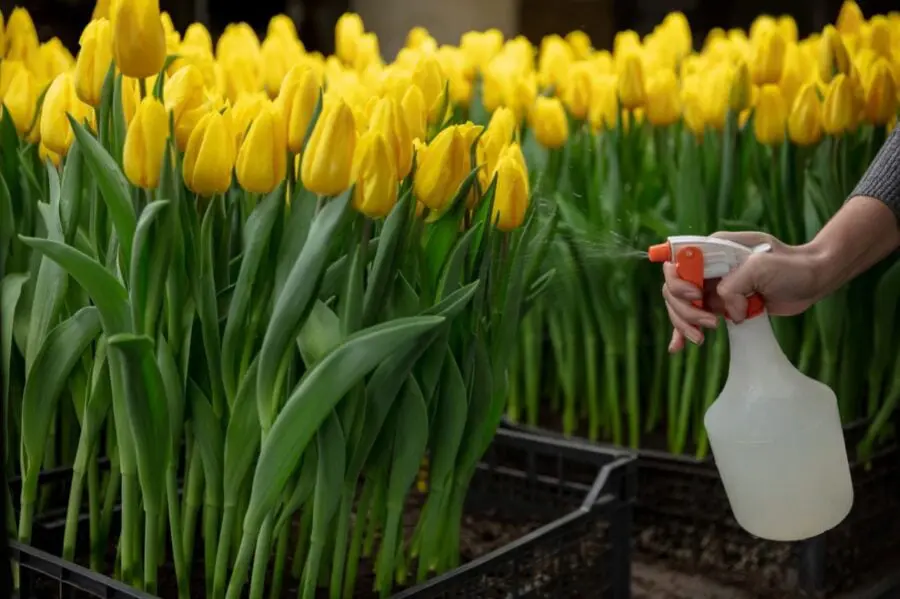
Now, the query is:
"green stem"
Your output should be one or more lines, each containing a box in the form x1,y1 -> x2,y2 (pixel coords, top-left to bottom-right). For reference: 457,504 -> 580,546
673,345 -> 701,454
585,332 -> 600,441
603,350 -> 622,445
225,529 -> 257,599
269,521 -> 290,599
290,508 -> 312,579
667,351 -> 684,444
143,508 -> 159,594
166,467 -> 189,599
625,311 -> 640,449
342,479 -> 373,599
329,490 -> 353,599
88,457 -> 101,571
120,473 -> 139,587
249,515 -> 274,599
522,310 -> 541,427
62,467 -> 86,561
182,443 -> 203,571
203,503 -> 221,599
213,506 -> 237,599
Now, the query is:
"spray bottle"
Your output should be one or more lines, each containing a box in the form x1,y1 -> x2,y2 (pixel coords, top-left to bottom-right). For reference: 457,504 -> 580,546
648,235 -> 853,541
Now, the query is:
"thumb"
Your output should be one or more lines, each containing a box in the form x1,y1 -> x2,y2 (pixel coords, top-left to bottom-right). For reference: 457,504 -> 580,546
710,230 -> 774,249
716,253 -> 766,323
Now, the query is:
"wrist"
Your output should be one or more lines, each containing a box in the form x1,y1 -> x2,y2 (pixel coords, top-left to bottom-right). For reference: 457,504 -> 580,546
797,239 -> 833,300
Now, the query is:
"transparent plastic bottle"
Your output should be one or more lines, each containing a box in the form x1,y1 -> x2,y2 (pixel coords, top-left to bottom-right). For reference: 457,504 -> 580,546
704,311 -> 854,541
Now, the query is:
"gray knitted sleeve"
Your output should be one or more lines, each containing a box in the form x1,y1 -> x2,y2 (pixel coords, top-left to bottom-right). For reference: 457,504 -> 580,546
849,127 -> 900,224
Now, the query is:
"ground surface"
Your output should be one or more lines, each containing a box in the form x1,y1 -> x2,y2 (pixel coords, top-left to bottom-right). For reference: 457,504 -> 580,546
632,560 -> 751,599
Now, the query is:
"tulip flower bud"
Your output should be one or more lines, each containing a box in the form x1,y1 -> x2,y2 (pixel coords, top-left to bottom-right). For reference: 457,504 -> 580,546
411,53 -> 448,125
236,104 -> 287,194
562,62 -> 593,120
351,129 -> 398,218
40,73 -> 94,156
6,8 -> 39,63
268,15 -> 299,42
92,0 -> 115,22
278,64 -> 321,153
528,96 -> 568,149
777,16 -> 799,45
729,62 -> 752,112
261,35 -> 304,98
645,69 -> 680,127
863,58 -> 897,126
3,68 -> 38,137
753,84 -> 787,145
368,96 -> 413,180
120,76 -> 140,127
819,26 -> 851,84
476,106 -> 517,189
589,74 -> 618,131
836,1 -> 864,37
74,18 -> 113,106
228,92 -> 268,153
617,52 -> 646,110
413,126 -> 467,212
0,60 -> 26,99
822,73 -> 856,135
183,23 -> 213,54
788,83 -> 823,146
566,31 -> 592,61
399,84 -> 428,144
491,143 -> 529,232
112,0 -> 166,79
750,27 -> 786,85
123,96 -> 168,189
335,13 -> 364,66
183,110 -> 235,196
301,93 -> 357,196
164,65 -> 210,150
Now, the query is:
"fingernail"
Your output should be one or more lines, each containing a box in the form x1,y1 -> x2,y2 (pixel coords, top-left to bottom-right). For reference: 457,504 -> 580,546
703,317 -> 718,328
688,330 -> 703,345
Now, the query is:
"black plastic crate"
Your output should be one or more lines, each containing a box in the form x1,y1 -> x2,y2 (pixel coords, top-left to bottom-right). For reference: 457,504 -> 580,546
10,541 -> 155,599
502,417 -> 900,598
8,428 -> 637,598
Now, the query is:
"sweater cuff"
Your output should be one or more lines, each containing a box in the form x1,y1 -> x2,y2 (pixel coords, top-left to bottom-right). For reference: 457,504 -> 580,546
848,127 -> 900,225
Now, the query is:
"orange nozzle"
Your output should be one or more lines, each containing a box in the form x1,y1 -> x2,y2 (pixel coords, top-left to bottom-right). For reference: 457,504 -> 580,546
647,242 -> 671,263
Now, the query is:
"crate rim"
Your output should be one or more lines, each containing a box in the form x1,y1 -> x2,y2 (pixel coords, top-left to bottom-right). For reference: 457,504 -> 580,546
10,540 -> 157,599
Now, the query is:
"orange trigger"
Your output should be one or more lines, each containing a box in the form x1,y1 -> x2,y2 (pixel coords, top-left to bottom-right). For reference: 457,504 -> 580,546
675,246 -> 705,310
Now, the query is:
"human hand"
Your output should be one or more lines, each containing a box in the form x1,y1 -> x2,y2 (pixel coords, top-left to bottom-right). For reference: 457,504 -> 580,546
661,231 -> 824,352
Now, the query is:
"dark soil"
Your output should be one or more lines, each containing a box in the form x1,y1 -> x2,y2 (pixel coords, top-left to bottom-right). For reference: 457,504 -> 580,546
62,490 -> 545,598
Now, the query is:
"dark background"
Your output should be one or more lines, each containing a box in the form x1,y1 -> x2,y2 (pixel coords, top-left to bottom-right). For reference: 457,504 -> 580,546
3,0 -> 899,58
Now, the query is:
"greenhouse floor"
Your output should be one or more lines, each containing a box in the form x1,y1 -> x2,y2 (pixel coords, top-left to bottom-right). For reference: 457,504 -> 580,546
631,560 -> 751,599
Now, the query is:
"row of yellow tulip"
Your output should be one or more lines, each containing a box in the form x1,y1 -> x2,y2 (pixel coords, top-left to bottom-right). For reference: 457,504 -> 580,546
0,3 -> 530,233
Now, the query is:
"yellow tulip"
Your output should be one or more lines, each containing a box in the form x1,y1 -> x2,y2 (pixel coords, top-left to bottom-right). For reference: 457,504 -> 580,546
34,38 -> 75,89
753,84 -> 786,145
123,96 -> 168,189
183,110 -> 234,196
477,106 -> 517,190
74,18 -> 113,106
529,96 -> 568,149
301,94 -> 357,196
565,31 -> 592,60
411,52 -> 448,125
538,35 -> 573,89
353,32 -> 381,72
268,15 -> 299,42
92,0 -> 115,21
278,64 -> 321,152
643,70 -> 680,127
0,60 -> 26,98
164,65 -> 210,150
226,92 -> 267,152
413,126 -> 467,212
491,143 -> 529,232
819,26 -> 851,83
729,61 -> 752,113
459,30 -> 504,75
261,35 -> 304,98
836,0 -> 864,37
351,129 -> 398,218
822,74 -> 857,135
216,23 -> 261,63
6,8 -> 39,63
3,68 -> 37,136
613,30 -> 641,57
617,52 -> 646,110
703,65 -> 733,130
682,87 -> 706,137
561,62 -> 593,120
778,47 -> 808,110
183,23 -> 213,54
750,27 -> 786,85
112,0 -> 166,79
589,74 -> 618,131
220,55 -> 262,104
662,12 -> 693,59
335,13 -> 364,66
236,104 -> 287,194
400,84 -> 427,143
368,96 -> 413,180
788,83 -> 823,146
863,59 -> 897,126
777,16 -> 798,45
40,73 -> 94,156
436,46 -> 471,107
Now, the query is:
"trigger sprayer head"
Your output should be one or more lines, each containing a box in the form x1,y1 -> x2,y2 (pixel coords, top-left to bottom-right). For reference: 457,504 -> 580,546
647,242 -> 671,263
